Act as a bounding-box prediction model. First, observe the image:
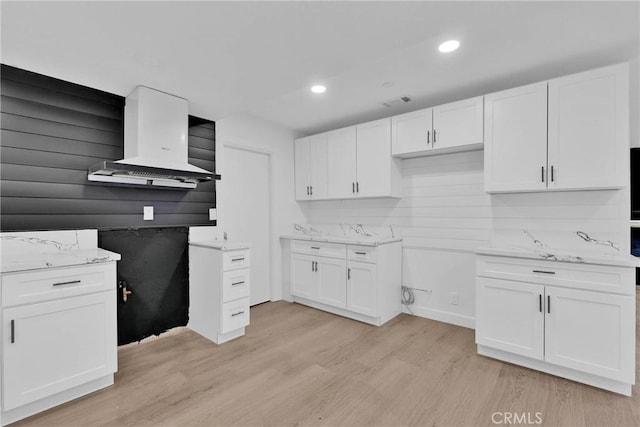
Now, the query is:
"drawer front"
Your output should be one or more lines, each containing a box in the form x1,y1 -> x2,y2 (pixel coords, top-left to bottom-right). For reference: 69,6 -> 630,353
222,250 -> 250,271
347,245 -> 377,263
222,269 -> 250,303
476,256 -> 635,295
221,297 -> 250,334
290,240 -> 346,259
2,264 -> 115,307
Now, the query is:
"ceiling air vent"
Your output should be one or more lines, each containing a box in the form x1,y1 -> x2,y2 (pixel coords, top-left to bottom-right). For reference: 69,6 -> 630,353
382,96 -> 411,108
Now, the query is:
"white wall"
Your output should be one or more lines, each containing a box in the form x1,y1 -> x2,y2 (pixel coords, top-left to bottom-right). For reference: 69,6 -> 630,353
300,148 -> 630,328
215,113 -> 305,301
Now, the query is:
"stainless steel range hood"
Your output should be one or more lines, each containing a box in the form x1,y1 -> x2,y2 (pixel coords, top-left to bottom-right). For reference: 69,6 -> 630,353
87,86 -> 217,189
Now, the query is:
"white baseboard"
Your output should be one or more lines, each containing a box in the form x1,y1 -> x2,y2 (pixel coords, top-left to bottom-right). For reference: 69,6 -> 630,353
404,305 -> 475,329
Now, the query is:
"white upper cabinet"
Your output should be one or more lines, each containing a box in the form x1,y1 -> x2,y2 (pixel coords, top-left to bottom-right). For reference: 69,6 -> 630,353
547,64 -> 629,190
355,118 -> 393,198
484,82 -> 548,193
294,133 -> 328,201
392,96 -> 483,158
327,126 -> 358,199
484,63 -> 629,193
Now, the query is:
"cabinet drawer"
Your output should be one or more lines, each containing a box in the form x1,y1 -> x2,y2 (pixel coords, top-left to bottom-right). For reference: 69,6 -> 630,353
221,297 -> 250,334
477,256 -> 635,295
2,264 -> 115,307
290,240 -> 346,259
347,245 -> 377,263
222,250 -> 250,271
222,269 -> 250,303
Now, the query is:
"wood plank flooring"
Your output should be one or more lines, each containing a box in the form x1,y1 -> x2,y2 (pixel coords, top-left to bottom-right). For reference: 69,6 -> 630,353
15,292 -> 640,427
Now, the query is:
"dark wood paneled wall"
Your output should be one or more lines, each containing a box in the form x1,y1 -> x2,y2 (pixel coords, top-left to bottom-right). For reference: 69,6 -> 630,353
0,64 -> 216,231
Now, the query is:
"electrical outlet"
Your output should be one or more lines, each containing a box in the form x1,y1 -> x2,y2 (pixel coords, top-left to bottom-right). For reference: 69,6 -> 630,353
450,292 -> 459,306
143,206 -> 154,221
209,208 -> 217,221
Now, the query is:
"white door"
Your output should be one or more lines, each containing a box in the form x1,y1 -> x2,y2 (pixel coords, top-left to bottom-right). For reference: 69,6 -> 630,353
548,64 -> 628,190
356,118 -> 391,197
432,96 -> 484,150
290,253 -> 316,300
316,257 -> 347,309
475,277 -> 544,360
544,287 -> 634,382
3,292 -> 116,410
391,108 -> 433,155
484,82 -> 548,193
327,126 -> 357,199
308,133 -> 328,200
347,261 -> 377,317
223,146 -> 271,305
294,137 -> 310,200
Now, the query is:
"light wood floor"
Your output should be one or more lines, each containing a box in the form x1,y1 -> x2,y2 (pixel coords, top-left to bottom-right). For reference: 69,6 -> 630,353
16,292 -> 640,427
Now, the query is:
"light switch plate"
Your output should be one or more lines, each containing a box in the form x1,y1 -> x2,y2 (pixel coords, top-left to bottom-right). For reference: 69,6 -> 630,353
143,206 -> 154,221
209,208 -> 217,221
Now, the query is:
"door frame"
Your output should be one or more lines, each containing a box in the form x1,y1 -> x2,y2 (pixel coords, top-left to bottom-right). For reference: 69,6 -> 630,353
218,139 -> 274,303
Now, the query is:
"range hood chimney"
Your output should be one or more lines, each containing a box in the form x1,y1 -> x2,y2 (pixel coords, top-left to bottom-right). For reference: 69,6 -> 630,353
88,86 -> 217,189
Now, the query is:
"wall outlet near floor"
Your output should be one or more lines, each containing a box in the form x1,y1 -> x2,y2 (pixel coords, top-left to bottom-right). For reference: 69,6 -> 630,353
450,292 -> 459,306
143,206 -> 154,221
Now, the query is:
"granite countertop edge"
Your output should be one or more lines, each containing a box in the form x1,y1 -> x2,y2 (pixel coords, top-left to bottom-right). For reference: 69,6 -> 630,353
1,248 -> 121,274
279,234 -> 402,247
189,240 -> 252,251
476,246 -> 640,268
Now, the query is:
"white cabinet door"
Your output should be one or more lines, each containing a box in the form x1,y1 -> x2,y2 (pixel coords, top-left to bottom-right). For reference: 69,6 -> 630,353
308,133 -> 328,200
347,261 -> 377,317
544,287 -> 635,382
294,137 -> 310,200
316,257 -> 347,309
290,253 -> 317,300
2,291 -> 117,411
356,118 -> 392,198
484,82 -> 548,193
475,277 -> 544,360
327,126 -> 357,199
391,108 -> 432,155
548,64 -> 628,190
432,96 -> 483,150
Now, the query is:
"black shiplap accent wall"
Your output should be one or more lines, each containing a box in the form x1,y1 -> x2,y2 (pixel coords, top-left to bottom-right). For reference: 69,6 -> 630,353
0,64 -> 216,231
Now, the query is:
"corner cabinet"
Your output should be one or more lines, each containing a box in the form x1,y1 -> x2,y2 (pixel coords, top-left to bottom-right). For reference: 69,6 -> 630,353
475,252 -> 636,395
288,239 -> 402,326
1,263 -> 118,425
392,96 -> 484,158
295,118 -> 401,201
484,63 -> 629,193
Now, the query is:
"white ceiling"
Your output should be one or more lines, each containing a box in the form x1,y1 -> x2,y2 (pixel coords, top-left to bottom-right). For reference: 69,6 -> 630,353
2,1 -> 639,136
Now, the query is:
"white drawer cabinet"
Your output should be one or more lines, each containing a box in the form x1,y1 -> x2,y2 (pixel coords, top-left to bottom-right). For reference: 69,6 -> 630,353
189,243 -> 251,344
476,252 -> 636,395
1,261 -> 118,425
289,239 -> 401,326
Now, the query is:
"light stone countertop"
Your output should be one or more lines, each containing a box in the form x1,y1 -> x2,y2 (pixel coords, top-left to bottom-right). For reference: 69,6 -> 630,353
476,246 -> 640,268
1,248 -> 121,274
280,234 -> 402,247
189,240 -> 252,251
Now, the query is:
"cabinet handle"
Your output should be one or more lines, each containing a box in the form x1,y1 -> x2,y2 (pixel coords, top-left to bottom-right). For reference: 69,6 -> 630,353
310,246 -> 320,250
551,165 -> 555,182
533,270 -> 555,275
547,295 -> 551,314
306,186 -> 309,195
10,319 -> 15,344
347,268 -> 351,280
433,129 -> 437,144
355,251 -> 367,255
315,261 -> 318,272
231,311 -> 245,317
231,281 -> 245,286
427,130 -> 430,144
352,182 -> 355,193
232,257 -> 245,262
311,261 -> 314,272
53,279 -> 81,287
539,294 -> 542,313
310,185 -> 313,195
541,166 -> 545,183
356,182 -> 359,193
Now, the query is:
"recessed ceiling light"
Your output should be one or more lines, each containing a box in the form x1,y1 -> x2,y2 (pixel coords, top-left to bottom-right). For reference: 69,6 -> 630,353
311,85 -> 326,94
438,40 -> 460,53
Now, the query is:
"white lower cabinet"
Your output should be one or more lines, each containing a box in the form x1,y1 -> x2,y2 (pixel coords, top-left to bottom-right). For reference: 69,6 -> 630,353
1,262 -> 118,425
288,239 -> 401,326
476,253 -> 636,395
188,243 -> 251,344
